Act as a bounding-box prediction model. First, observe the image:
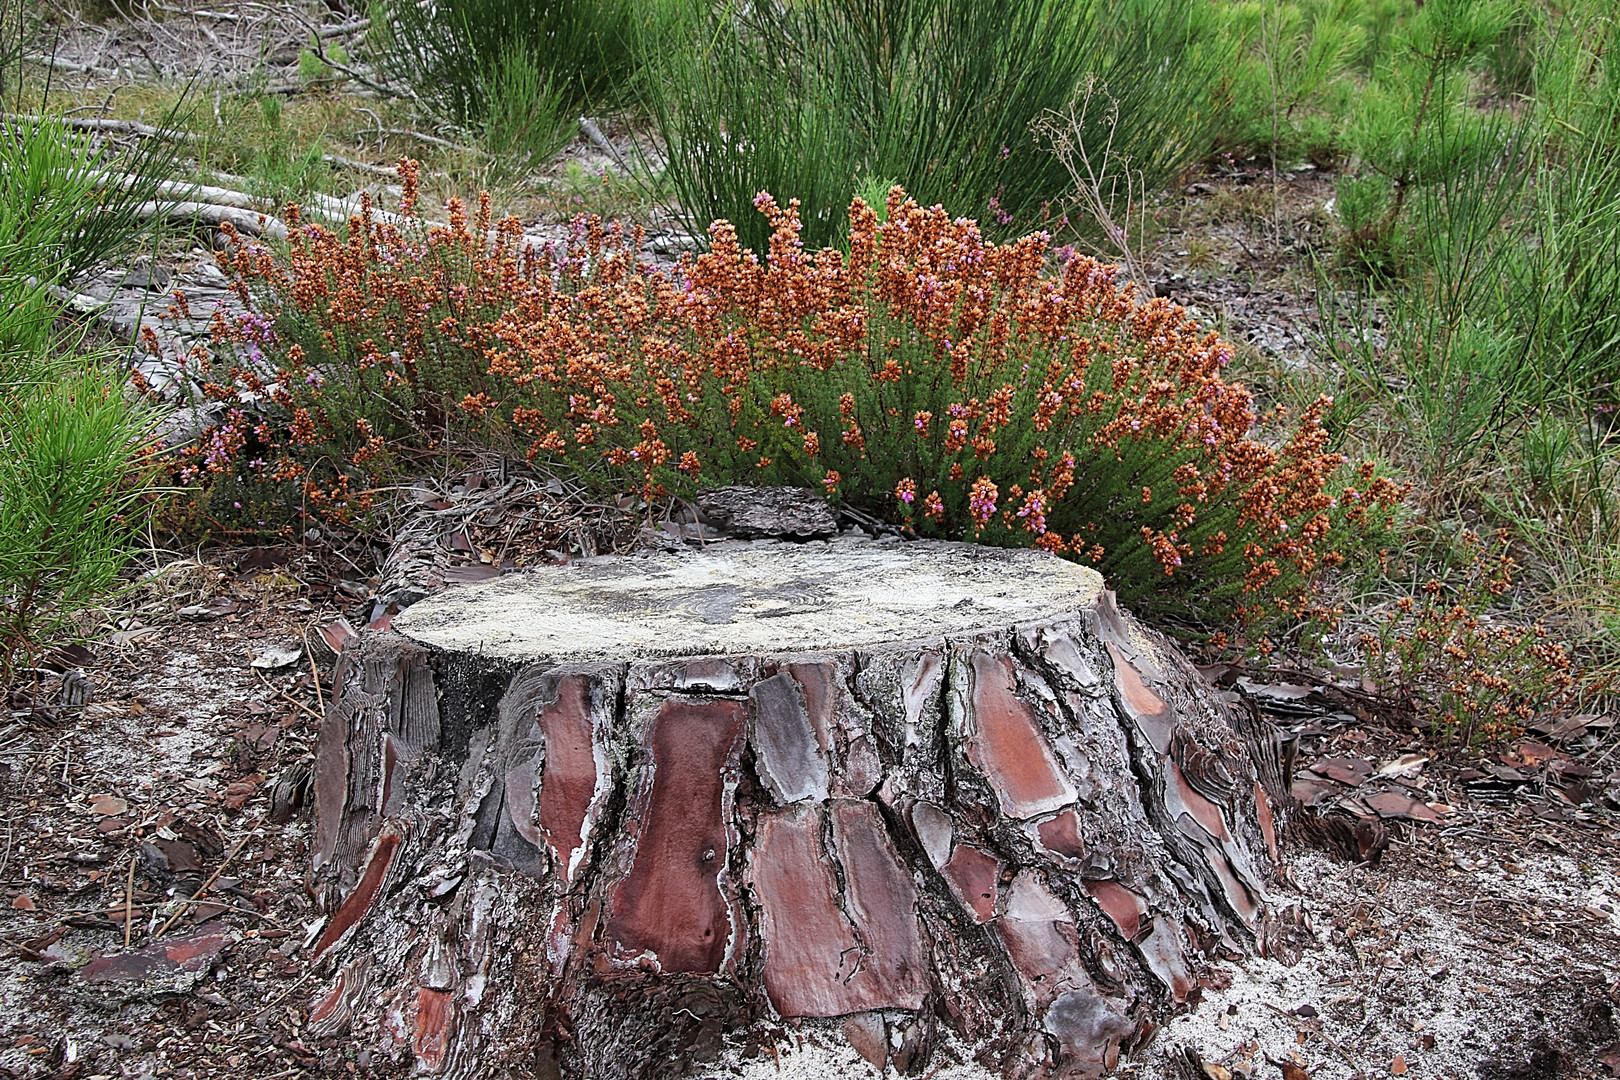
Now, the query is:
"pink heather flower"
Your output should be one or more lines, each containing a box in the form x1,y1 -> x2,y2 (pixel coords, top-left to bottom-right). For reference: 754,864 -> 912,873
968,478 -> 998,526
1016,489 -> 1048,534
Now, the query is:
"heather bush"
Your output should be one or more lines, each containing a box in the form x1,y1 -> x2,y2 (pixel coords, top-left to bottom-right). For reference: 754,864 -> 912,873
180,175 -> 1403,623
1348,531 -> 1599,746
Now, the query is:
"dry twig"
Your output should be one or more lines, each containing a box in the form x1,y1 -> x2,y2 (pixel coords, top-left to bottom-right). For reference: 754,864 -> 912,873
1034,76 -> 1150,288
123,854 -> 136,948
153,827 -> 254,939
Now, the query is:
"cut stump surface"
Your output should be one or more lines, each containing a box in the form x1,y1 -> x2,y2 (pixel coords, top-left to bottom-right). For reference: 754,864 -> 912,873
310,539 -> 1282,1078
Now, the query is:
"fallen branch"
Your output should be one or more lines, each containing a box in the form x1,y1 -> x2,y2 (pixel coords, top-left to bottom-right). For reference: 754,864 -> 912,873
91,172 -> 264,211
0,936 -> 44,961
20,54 -> 104,75
123,855 -> 136,948
299,624 -> 327,714
579,116 -> 633,175
152,3 -> 241,20
377,128 -> 484,156
133,200 -> 289,240
0,113 -> 198,144
322,152 -> 397,178
302,190 -> 404,228
252,664 -> 324,723
1262,1002 -> 1367,1078
316,16 -> 371,38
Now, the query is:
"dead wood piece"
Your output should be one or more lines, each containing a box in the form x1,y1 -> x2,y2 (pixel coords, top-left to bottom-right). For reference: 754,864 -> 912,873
310,540 -> 1280,1079
21,54 -> 104,74
322,152 -> 397,178
696,485 -> 839,539
579,116 -> 633,175
108,174 -> 263,210
1,113 -> 199,143
134,200 -> 289,241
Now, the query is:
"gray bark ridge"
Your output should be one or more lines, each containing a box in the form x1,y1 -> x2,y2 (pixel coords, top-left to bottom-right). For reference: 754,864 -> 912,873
309,591 -> 1280,1079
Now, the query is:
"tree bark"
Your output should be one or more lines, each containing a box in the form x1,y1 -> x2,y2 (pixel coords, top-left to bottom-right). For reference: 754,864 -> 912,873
308,539 -> 1285,1079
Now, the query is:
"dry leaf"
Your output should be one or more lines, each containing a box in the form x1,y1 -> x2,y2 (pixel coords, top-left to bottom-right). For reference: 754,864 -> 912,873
1377,753 -> 1428,779
250,644 -> 302,670
1391,1054 -> 1408,1075
1202,1061 -> 1232,1080
223,779 -> 259,810
1278,1061 -> 1309,1080
1306,757 -> 1374,786
11,893 -> 37,910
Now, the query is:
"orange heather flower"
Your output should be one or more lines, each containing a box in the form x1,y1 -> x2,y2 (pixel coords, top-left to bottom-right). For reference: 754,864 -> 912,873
193,175 -> 1401,623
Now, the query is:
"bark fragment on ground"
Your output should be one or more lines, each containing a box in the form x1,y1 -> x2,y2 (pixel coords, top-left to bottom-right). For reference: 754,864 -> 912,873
309,539 -> 1282,1078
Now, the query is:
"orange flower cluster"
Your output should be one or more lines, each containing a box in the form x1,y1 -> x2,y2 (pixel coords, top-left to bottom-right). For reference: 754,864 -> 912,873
184,174 -> 1404,619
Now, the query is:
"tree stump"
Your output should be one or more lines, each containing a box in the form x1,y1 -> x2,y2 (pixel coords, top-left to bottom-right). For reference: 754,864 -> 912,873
308,539 -> 1283,1079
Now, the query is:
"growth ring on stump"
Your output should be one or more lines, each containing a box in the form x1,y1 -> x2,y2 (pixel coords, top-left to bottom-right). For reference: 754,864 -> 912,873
310,539 -> 1281,1078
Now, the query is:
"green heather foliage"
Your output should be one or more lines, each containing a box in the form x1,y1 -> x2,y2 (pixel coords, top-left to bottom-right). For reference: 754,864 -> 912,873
369,0 -> 682,155
0,357 -> 161,678
1325,2 -> 1620,486
644,0 -> 1236,252
0,50 -> 179,678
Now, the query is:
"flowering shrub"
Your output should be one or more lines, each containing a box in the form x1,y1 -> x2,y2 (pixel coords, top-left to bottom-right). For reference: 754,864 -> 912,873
1354,532 -> 1598,745
178,167 -> 1403,621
